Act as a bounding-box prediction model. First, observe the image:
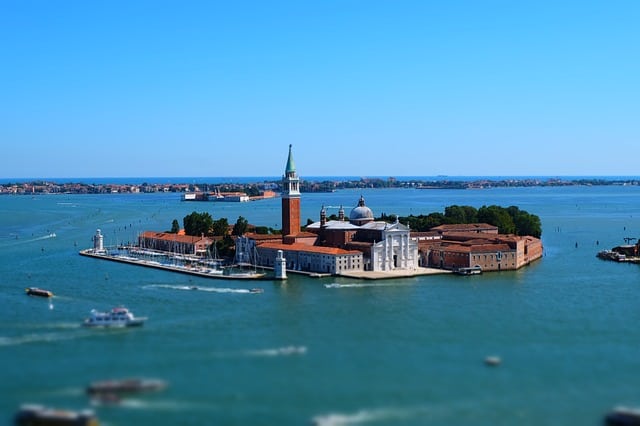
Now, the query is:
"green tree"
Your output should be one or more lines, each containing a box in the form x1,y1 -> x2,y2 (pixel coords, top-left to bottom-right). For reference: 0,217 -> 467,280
507,206 -> 542,238
169,219 -> 180,234
215,235 -> 235,258
232,216 -> 249,236
255,226 -> 270,234
244,186 -> 261,197
477,205 -> 516,234
212,217 -> 230,237
444,205 -> 479,224
183,211 -> 214,236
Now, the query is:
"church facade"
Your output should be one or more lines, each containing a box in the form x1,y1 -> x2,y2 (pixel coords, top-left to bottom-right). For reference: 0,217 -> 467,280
235,145 -> 418,275
306,196 -> 419,272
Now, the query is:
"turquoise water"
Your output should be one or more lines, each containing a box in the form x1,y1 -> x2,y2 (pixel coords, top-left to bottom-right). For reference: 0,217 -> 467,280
1,186 -> 640,425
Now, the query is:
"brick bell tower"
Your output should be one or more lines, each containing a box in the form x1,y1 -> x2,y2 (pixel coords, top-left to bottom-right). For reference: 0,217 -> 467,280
282,144 -> 301,243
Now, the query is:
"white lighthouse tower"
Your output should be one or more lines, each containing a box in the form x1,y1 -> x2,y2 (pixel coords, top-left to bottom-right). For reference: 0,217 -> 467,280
93,229 -> 104,253
275,250 -> 287,280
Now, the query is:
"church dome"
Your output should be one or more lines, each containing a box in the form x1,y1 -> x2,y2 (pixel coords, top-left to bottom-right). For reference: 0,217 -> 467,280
349,195 -> 374,225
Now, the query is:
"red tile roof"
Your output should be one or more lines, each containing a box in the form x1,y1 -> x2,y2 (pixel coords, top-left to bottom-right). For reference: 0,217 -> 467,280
431,223 -> 498,232
140,231 -> 212,244
258,242 -> 362,256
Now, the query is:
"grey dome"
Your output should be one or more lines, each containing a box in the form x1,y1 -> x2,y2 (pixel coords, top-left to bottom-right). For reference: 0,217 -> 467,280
349,196 -> 374,225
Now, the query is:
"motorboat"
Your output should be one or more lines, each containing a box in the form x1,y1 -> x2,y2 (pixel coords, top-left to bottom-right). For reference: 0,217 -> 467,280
453,265 -> 483,275
87,377 -> 167,396
83,307 -> 147,328
14,404 -> 98,426
25,287 -> 54,298
484,356 -> 502,366
249,288 -> 264,293
604,406 -> 640,425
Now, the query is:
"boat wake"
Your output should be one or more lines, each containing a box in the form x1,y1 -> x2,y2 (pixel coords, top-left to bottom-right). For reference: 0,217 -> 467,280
14,322 -> 80,330
212,345 -> 308,358
324,282 -> 399,289
0,232 -> 57,248
0,330 -> 90,347
96,398 -> 209,412
143,284 -> 252,294
35,233 -> 57,240
243,345 -> 308,357
311,405 -> 427,426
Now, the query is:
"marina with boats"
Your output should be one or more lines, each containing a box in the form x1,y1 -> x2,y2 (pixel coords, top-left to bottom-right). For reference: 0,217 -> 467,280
79,228 -> 267,280
79,247 -> 268,280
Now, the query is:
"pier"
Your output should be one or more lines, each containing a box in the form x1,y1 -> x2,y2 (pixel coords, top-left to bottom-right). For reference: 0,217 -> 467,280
79,249 -> 268,280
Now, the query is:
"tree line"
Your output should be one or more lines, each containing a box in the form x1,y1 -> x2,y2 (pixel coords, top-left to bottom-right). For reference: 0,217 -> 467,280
380,204 -> 542,238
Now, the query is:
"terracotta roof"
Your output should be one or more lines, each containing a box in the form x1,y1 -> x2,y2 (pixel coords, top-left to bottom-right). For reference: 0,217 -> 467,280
258,242 -> 362,256
431,223 -> 498,232
243,232 -> 282,241
286,231 -> 318,238
140,231 -> 212,244
435,242 -> 513,253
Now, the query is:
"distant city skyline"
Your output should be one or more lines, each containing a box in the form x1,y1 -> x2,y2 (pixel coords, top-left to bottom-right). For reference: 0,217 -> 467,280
2,1 -> 639,178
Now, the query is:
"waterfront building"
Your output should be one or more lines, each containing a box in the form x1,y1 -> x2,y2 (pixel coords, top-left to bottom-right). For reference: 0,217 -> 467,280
236,145 -> 541,276
138,231 -> 213,256
418,226 -> 543,271
236,145 -> 417,275
306,196 -> 419,271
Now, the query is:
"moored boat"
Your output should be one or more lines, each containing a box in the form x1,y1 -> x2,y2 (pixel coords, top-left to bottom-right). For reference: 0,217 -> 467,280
83,307 -> 146,328
25,287 -> 54,298
453,265 -> 482,275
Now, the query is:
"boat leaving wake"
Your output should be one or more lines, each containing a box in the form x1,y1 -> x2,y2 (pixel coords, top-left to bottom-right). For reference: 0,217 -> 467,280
143,284 -> 252,294
94,398 -> 208,412
244,345 -> 308,357
213,345 -> 308,358
0,232 -> 57,248
13,322 -> 80,330
311,405 -> 426,426
0,330 -> 90,347
324,282 -> 401,289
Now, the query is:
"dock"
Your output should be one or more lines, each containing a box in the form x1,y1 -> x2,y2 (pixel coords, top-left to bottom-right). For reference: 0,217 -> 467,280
79,249 -> 268,280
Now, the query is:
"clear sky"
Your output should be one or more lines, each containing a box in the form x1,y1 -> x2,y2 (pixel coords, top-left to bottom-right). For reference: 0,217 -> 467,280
1,1 -> 638,178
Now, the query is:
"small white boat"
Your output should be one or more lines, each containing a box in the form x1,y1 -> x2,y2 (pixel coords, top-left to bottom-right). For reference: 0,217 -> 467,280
14,404 -> 98,426
83,307 -> 147,328
484,356 -> 501,366
453,265 -> 483,275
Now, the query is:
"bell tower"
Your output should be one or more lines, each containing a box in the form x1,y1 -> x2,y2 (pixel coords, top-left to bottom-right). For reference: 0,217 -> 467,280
282,144 -> 301,242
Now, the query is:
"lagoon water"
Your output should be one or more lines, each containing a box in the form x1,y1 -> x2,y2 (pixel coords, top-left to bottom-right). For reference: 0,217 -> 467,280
1,185 -> 640,425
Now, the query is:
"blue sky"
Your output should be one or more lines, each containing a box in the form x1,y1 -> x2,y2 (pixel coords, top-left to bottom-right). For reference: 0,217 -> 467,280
1,1 -> 638,178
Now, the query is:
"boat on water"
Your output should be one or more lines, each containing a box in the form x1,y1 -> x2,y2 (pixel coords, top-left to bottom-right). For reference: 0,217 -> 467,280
453,265 -> 483,276
87,377 -> 167,396
25,287 -> 54,298
249,288 -> 264,293
83,307 -> 147,328
604,406 -> 640,426
14,404 -> 98,426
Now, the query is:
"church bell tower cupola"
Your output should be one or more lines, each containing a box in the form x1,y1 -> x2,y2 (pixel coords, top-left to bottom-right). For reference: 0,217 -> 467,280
281,144 -> 301,239
283,144 -> 300,197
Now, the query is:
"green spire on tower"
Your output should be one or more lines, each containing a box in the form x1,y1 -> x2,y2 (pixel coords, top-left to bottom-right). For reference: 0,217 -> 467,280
285,144 -> 296,174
